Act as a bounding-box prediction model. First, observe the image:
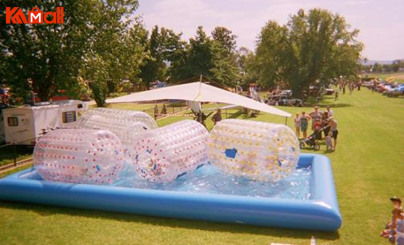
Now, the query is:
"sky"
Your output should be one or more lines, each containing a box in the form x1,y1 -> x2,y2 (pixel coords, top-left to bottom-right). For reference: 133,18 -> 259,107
136,0 -> 404,61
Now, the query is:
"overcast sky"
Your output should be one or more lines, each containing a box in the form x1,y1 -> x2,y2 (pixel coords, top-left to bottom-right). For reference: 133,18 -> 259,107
137,0 -> 404,61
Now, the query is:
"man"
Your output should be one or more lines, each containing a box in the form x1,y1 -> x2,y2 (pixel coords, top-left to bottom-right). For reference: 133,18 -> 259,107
153,105 -> 159,119
328,117 -> 338,151
326,106 -> 334,117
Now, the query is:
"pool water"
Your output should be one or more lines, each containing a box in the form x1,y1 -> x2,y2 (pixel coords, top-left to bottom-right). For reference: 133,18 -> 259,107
1,154 -> 342,231
115,164 -> 312,200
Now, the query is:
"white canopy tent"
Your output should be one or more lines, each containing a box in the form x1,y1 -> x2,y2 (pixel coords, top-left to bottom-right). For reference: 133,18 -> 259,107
106,82 -> 291,117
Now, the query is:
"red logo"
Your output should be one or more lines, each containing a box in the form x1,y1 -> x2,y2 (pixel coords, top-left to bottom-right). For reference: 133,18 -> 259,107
6,7 -> 64,24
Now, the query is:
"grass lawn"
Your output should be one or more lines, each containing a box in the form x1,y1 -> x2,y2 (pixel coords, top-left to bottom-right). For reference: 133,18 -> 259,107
1,88 -> 403,244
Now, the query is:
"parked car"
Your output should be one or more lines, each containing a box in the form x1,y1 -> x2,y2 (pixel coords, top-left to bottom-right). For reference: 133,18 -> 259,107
266,94 -> 303,107
280,98 -> 304,107
382,85 -> 395,95
279,90 -> 292,97
387,85 -> 404,97
325,88 -> 335,95
363,81 -> 375,88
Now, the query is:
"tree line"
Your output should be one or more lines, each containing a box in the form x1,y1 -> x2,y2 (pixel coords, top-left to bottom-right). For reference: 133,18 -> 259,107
0,1 -> 363,106
361,60 -> 404,74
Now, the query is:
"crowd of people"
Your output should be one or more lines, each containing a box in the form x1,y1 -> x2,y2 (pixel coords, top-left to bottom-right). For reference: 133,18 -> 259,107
294,105 -> 338,151
381,197 -> 404,244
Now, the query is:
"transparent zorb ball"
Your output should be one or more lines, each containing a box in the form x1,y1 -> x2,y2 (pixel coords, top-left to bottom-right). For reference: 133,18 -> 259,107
131,120 -> 209,183
78,108 -> 157,129
34,129 -> 125,185
207,119 -> 300,182
76,114 -> 149,147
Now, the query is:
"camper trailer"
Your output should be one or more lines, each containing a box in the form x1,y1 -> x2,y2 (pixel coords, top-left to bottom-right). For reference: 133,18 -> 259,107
2,100 -> 87,145
0,105 -> 7,144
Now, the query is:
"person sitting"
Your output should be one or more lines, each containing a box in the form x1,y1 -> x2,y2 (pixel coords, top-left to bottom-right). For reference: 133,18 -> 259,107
394,208 -> 404,244
381,197 -> 403,242
191,109 -> 213,127
161,104 -> 167,115
211,109 -> 222,125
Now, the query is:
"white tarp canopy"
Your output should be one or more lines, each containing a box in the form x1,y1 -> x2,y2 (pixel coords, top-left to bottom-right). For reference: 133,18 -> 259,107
106,82 -> 291,117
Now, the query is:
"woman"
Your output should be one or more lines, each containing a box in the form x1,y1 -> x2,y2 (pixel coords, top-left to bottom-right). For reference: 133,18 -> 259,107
300,112 -> 310,139
294,113 -> 301,138
322,112 -> 330,138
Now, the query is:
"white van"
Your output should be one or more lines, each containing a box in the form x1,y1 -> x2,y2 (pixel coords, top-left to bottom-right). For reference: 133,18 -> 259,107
2,100 -> 87,145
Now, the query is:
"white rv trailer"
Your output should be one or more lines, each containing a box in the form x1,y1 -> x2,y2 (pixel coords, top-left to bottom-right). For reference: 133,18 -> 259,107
2,100 -> 87,145
0,105 -> 7,144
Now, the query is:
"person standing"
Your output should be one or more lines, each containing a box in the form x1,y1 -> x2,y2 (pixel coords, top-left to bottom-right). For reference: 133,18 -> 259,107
326,106 -> 334,117
309,106 -> 323,131
322,112 -> 330,137
153,105 -> 159,120
300,112 -> 310,139
328,117 -> 338,151
294,113 -> 301,138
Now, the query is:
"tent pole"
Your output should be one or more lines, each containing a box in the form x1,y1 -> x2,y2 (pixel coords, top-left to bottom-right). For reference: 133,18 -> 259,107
285,116 -> 288,125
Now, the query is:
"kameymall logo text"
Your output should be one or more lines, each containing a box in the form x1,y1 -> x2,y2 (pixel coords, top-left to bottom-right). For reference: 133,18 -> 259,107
6,7 -> 64,24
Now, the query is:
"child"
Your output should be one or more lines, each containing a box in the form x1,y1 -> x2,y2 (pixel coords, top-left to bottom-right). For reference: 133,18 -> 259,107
313,119 -> 322,140
381,197 -> 403,242
325,131 -> 333,151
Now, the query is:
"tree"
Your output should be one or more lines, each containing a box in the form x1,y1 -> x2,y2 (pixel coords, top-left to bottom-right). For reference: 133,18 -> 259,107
392,60 -> 404,73
210,27 -> 239,87
0,0 -> 96,101
0,0 -> 146,106
184,26 -> 214,80
211,27 -> 237,53
159,28 -> 188,82
255,21 -> 289,89
255,8 -> 363,98
139,26 -> 164,88
139,26 -> 187,87
171,26 -> 240,87
80,0 -> 147,106
237,47 -> 258,88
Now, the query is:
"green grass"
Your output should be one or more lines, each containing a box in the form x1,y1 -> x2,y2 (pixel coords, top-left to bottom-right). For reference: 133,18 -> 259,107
1,88 -> 403,244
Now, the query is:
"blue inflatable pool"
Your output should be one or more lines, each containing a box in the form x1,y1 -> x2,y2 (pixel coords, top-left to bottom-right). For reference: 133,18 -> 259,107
0,153 -> 341,231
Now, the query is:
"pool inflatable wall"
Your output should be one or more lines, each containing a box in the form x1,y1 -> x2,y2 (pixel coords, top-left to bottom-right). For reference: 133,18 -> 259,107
0,154 -> 342,231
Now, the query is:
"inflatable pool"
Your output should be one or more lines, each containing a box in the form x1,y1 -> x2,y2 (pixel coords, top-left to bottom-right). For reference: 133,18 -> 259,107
0,153 -> 341,231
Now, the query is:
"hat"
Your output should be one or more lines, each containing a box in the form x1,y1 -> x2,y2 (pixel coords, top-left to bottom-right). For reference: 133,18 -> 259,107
390,196 -> 402,203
